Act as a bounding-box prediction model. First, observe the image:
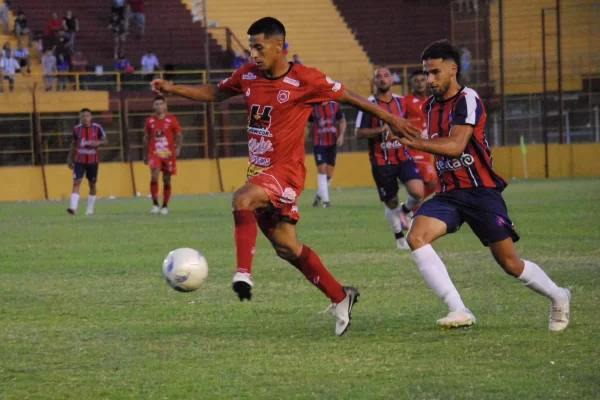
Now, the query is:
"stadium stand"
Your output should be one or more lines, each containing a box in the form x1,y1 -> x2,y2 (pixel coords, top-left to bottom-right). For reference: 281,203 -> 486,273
194,0 -> 374,95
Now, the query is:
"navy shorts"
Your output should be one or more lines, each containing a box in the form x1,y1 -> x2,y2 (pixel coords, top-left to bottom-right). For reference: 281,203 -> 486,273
415,188 -> 520,246
314,145 -> 337,166
73,162 -> 99,183
371,160 -> 423,202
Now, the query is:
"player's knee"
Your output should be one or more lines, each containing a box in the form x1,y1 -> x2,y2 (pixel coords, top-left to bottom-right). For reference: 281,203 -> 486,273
232,190 -> 255,211
406,230 -> 427,251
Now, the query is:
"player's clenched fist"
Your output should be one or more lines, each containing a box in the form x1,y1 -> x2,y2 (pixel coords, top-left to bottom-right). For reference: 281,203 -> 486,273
151,79 -> 173,95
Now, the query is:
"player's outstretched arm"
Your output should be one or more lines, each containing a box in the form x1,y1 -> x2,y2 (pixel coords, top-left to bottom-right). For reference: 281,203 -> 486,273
338,89 -> 421,139
400,125 -> 473,158
151,79 -> 231,102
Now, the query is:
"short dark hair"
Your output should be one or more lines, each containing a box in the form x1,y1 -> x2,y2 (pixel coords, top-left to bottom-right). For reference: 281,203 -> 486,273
410,70 -> 427,79
421,40 -> 461,77
154,95 -> 166,103
80,108 -> 91,114
247,17 -> 286,41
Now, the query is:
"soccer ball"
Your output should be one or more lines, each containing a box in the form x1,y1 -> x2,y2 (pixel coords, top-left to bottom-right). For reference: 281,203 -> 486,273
162,248 -> 209,292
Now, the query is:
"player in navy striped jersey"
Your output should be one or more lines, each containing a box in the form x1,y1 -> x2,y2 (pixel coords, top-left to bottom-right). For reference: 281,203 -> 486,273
67,108 -> 108,215
395,40 -> 570,331
305,101 -> 346,207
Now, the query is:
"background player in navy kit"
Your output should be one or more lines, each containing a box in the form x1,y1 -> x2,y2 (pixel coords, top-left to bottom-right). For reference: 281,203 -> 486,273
397,40 -> 571,331
356,67 -> 425,249
67,108 -> 108,215
305,101 -> 346,207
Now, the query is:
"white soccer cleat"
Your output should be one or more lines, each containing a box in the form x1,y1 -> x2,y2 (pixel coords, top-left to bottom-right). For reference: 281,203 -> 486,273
437,309 -> 476,329
396,237 -> 410,250
232,272 -> 254,301
85,211 -> 94,216
151,205 -> 159,214
160,207 -> 169,215
323,286 -> 360,336
549,288 -> 571,332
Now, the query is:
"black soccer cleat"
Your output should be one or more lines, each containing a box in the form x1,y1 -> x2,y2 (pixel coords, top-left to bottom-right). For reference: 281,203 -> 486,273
312,195 -> 321,207
67,208 -> 76,215
322,202 -> 331,208
233,281 -> 253,301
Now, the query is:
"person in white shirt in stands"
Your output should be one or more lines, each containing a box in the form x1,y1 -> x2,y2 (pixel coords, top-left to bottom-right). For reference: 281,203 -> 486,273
13,43 -> 31,74
42,49 -> 57,91
141,50 -> 159,81
1,50 -> 22,92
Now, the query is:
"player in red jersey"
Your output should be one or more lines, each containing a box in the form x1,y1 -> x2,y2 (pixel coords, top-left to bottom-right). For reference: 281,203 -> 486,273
396,40 -> 570,331
151,17 -> 419,336
143,96 -> 183,215
305,101 -> 346,207
356,67 -> 425,250
404,70 -> 437,201
67,108 -> 108,215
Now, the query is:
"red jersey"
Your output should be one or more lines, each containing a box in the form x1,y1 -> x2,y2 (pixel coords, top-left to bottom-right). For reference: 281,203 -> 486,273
73,123 -> 106,164
308,101 -> 344,147
218,63 -> 345,178
145,114 -> 182,159
425,87 -> 507,193
356,94 -> 411,166
404,93 -> 428,132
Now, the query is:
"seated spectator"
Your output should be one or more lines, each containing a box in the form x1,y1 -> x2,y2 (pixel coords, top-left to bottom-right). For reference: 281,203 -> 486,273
14,11 -> 31,47
13,43 -> 30,74
71,51 -> 88,72
115,55 -> 133,73
233,51 -> 245,69
128,0 -> 146,38
244,49 -> 252,63
292,54 -> 303,64
56,53 -> 70,91
63,10 -> 79,49
0,3 -> 9,35
45,12 -> 63,38
141,50 -> 159,80
109,12 -> 127,60
1,50 -> 22,92
42,49 -> 57,91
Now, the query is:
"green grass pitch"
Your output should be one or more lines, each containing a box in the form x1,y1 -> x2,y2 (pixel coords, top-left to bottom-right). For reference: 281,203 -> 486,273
1,179 -> 599,399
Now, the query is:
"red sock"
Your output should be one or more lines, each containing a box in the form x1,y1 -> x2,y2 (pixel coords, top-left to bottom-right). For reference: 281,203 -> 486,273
233,210 -> 257,275
292,246 -> 346,303
163,185 -> 171,207
150,182 -> 159,202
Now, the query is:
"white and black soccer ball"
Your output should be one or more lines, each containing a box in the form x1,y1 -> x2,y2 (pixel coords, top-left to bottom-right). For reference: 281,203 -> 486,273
162,248 -> 209,292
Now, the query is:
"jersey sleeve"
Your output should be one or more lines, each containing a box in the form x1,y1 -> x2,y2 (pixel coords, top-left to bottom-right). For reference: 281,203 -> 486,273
453,92 -> 483,127
97,124 -> 106,138
217,68 -> 244,96
356,110 -> 373,129
335,105 -> 345,120
144,119 -> 152,136
72,127 -> 78,142
172,117 -> 182,135
303,68 -> 345,105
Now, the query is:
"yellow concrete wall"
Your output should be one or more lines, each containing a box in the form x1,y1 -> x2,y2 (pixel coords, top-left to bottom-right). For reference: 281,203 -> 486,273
0,91 -> 110,114
2,145 -> 599,202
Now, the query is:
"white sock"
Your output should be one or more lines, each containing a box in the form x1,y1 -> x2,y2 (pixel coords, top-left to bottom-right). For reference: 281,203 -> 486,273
87,195 -> 97,213
384,205 -> 403,234
70,193 -> 80,211
518,260 -> 567,306
412,245 -> 466,312
317,173 -> 329,203
405,194 -> 421,211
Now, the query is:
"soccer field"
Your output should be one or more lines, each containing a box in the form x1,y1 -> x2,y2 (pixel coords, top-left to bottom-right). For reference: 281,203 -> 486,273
1,179 -> 599,399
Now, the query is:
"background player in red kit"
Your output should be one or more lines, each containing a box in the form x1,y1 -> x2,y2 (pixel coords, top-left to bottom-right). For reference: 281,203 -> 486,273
305,101 -> 346,207
396,40 -> 570,331
143,96 -> 183,215
151,17 -> 419,336
356,67 -> 425,250
67,108 -> 108,215
404,70 -> 437,201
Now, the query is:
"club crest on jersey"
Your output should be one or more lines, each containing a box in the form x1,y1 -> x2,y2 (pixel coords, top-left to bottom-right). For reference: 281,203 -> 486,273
248,104 -> 273,137
243,72 -> 257,80
277,90 -> 290,104
283,77 -> 300,87
155,129 -> 165,137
